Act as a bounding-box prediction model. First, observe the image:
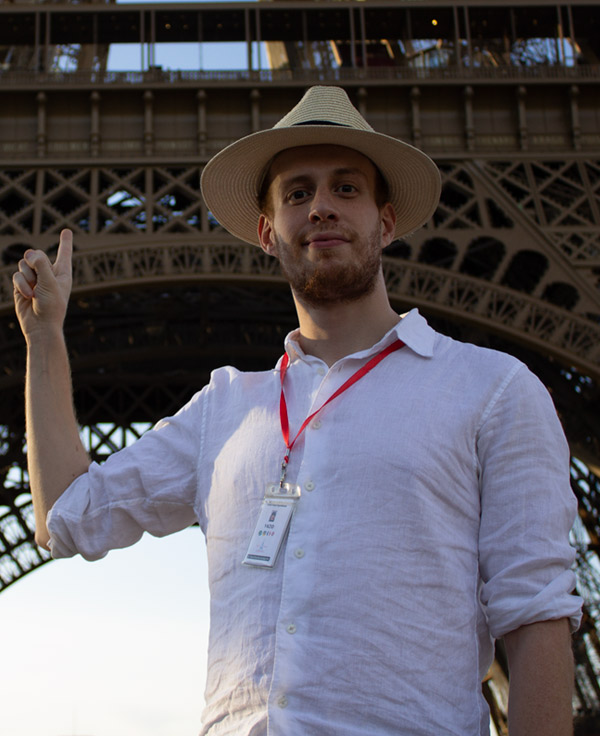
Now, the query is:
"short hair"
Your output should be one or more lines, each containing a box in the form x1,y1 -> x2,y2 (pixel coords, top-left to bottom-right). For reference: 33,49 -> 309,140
258,156 -> 391,216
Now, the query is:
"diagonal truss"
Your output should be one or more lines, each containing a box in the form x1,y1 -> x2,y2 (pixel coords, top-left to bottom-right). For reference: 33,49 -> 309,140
0,143 -> 599,736
1,158 -> 599,375
1,0 -> 600,726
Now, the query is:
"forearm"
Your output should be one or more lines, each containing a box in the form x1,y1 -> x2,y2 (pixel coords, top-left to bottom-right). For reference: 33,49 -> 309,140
26,328 -> 90,548
505,618 -> 574,736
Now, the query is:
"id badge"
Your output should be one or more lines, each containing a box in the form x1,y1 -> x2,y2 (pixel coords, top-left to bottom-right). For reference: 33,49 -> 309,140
242,483 -> 301,568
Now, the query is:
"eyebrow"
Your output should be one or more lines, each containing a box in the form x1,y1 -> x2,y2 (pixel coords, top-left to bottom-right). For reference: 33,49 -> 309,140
279,166 -> 370,190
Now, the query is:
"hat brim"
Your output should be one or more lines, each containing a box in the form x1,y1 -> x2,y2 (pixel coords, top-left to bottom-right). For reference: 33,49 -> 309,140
201,126 -> 441,246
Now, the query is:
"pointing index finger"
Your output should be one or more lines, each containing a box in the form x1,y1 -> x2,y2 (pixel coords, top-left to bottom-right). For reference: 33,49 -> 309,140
54,229 -> 73,274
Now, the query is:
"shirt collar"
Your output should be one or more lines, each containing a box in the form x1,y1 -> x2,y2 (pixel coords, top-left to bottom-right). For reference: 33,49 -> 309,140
283,308 -> 435,365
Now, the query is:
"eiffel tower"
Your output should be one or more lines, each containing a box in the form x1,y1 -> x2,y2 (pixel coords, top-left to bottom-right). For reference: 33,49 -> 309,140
0,2 -> 599,732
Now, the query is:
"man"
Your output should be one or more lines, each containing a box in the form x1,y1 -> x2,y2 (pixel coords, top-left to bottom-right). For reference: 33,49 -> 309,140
13,86 -> 580,735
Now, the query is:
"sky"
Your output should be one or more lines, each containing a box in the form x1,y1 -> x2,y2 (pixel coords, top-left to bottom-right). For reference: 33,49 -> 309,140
1,2 -> 248,735
105,0 -> 267,73
2,530 -> 210,736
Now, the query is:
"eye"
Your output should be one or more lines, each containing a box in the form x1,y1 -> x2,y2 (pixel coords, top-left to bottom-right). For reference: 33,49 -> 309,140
337,183 -> 357,194
287,189 -> 310,203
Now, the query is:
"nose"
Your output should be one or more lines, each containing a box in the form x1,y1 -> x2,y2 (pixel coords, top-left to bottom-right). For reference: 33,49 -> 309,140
309,187 -> 338,223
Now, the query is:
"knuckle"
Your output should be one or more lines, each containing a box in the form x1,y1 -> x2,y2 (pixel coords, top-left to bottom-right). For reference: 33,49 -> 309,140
25,249 -> 43,262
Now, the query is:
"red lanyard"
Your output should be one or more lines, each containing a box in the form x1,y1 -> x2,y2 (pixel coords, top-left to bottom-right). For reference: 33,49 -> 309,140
277,338 -> 405,486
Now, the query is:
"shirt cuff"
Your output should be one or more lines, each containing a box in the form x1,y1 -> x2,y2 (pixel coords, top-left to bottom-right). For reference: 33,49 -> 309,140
486,568 -> 582,639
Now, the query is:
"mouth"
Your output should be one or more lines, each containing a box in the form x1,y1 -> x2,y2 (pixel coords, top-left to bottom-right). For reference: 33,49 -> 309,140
304,232 -> 350,249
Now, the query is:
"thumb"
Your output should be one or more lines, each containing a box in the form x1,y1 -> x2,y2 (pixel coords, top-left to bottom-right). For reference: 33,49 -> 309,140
54,229 -> 73,276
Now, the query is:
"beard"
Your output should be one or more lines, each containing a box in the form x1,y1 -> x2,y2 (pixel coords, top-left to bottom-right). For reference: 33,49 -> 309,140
274,226 -> 384,308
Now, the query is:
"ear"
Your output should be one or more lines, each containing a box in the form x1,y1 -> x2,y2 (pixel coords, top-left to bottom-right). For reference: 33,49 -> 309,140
380,203 -> 397,249
257,214 -> 278,256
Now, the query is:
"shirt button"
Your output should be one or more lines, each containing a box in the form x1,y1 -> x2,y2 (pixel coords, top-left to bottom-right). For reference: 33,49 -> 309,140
316,366 -> 326,376
277,695 -> 288,709
286,623 -> 297,634
294,548 -> 305,559
305,480 -> 315,492
312,419 -> 322,429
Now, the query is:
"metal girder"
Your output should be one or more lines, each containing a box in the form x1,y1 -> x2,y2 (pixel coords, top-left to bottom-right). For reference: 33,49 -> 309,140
1,154 -> 599,377
1,239 -> 598,376
1,16 -> 600,727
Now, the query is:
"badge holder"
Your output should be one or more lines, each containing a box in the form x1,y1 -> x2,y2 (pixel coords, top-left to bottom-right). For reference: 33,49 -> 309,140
242,482 -> 301,568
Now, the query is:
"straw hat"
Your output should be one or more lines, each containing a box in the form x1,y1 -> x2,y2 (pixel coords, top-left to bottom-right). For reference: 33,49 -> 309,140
201,86 -> 441,246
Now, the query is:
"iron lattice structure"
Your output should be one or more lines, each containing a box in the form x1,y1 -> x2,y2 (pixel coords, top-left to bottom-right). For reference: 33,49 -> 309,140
0,1 -> 600,732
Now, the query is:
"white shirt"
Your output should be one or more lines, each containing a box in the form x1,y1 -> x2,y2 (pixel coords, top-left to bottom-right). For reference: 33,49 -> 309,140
48,309 -> 582,736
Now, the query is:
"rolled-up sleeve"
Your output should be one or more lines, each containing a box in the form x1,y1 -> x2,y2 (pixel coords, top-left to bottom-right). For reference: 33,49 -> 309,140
477,364 -> 582,638
47,390 -> 206,561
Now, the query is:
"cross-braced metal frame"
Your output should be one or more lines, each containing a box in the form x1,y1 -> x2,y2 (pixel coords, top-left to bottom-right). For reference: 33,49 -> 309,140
1,0 -> 600,731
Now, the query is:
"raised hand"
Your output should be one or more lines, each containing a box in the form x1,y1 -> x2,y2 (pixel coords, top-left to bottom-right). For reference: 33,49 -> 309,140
13,229 -> 73,339
12,228 -> 89,546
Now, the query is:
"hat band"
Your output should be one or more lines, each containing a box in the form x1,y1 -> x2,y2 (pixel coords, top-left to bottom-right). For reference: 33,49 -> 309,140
291,120 -> 351,127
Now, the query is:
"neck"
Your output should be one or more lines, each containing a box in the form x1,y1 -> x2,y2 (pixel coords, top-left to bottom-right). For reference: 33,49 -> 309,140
293,275 -> 400,366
